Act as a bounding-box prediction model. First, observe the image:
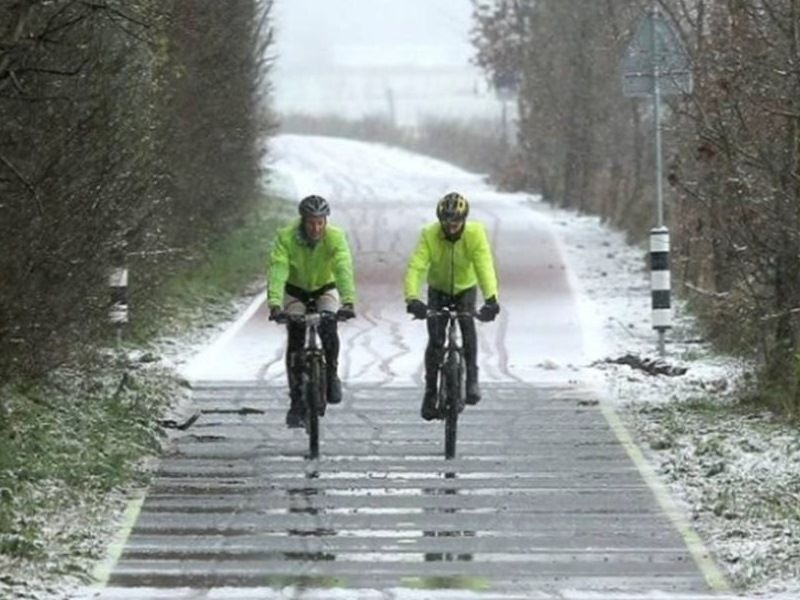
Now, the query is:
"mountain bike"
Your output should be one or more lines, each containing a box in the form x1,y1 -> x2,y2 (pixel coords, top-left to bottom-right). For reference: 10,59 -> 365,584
279,310 -> 342,459
424,306 -> 476,460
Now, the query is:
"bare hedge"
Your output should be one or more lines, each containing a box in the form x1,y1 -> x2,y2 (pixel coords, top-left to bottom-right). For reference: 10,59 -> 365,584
0,0 -> 275,381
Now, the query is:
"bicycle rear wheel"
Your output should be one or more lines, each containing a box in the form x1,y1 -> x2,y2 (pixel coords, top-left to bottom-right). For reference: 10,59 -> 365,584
305,357 -> 323,459
443,350 -> 462,459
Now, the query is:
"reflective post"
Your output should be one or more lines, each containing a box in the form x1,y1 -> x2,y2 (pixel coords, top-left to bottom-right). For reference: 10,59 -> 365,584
109,265 -> 129,346
650,227 -> 671,356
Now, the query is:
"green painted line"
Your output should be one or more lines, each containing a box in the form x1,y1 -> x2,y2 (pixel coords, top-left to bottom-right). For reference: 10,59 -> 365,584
90,489 -> 147,588
600,402 -> 730,592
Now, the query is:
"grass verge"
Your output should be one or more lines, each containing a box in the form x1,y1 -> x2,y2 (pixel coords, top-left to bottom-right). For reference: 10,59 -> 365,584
0,192 -> 290,597
628,396 -> 800,591
129,197 -> 293,342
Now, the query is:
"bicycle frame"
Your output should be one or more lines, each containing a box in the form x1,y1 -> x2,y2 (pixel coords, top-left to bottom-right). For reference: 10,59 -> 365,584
427,306 -> 472,459
287,311 -> 336,459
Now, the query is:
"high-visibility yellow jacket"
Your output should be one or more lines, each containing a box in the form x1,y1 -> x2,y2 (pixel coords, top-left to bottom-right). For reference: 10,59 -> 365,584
404,221 -> 498,301
267,219 -> 356,306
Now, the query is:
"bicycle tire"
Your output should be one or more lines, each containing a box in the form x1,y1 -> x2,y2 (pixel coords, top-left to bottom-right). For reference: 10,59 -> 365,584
443,350 -> 462,459
436,362 -> 447,417
306,356 -> 323,459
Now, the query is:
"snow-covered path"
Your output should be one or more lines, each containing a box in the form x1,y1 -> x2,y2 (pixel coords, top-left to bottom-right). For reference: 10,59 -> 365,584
182,135 -> 593,386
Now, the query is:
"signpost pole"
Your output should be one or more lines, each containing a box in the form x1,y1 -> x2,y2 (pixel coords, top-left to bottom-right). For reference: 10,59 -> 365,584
651,7 -> 667,356
651,8 -> 665,230
622,3 -> 692,357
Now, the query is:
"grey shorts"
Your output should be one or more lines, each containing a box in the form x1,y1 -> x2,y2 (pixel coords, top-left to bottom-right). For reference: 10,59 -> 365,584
284,288 -> 341,316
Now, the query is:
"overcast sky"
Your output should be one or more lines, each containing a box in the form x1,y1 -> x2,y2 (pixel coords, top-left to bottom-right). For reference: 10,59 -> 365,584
272,0 -> 477,69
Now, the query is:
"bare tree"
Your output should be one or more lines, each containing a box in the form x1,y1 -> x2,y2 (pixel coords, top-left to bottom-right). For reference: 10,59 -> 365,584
471,0 -> 800,413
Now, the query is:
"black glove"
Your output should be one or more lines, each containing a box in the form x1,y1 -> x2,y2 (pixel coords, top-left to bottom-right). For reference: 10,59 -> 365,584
477,297 -> 500,322
337,303 -> 356,321
406,299 -> 428,320
268,305 -> 288,324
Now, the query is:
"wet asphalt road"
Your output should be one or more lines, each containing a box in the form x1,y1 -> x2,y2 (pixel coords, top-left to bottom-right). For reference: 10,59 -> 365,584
75,138 -> 737,599
76,382 -> 735,599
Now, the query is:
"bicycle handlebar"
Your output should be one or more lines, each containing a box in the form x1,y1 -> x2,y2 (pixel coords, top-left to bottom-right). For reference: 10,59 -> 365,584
270,310 -> 350,325
410,307 -> 484,321
287,311 -> 342,324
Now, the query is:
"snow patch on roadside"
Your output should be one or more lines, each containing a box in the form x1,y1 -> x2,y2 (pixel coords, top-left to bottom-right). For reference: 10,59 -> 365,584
550,204 -> 800,598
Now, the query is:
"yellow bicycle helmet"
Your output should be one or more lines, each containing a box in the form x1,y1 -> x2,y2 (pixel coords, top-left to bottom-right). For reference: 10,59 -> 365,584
436,192 -> 469,222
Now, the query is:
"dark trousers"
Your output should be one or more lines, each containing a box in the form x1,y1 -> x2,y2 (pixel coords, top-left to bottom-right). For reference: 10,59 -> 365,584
424,286 -> 478,384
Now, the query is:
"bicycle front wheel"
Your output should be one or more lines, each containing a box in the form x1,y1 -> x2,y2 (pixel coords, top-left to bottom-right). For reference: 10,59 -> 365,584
443,350 -> 463,459
305,357 -> 323,459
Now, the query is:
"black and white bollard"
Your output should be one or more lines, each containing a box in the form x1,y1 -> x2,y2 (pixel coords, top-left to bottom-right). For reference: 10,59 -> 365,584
649,227 -> 671,356
109,266 -> 129,345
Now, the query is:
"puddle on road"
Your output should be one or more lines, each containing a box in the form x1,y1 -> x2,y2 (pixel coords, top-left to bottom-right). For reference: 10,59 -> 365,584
285,527 -> 337,537
271,477 -> 479,565
261,451 -> 517,462
141,461 -> 505,592
200,407 -> 265,415
261,506 -> 427,515
186,434 -> 228,442
315,486 -> 533,496
267,469 -> 518,480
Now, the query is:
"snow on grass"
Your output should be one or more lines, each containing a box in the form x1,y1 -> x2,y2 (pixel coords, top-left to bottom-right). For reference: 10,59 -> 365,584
4,144 -> 800,599
551,204 -> 800,597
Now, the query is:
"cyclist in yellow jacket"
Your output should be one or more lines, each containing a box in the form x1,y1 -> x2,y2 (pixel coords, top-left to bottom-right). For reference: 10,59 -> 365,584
267,195 -> 356,428
404,192 -> 500,420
